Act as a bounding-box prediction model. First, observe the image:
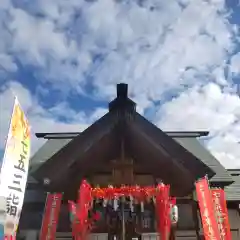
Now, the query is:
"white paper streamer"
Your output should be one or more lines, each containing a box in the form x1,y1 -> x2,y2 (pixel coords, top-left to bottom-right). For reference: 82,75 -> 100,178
113,197 -> 119,211
170,205 -> 178,224
130,195 -> 134,212
140,201 -> 144,213
103,198 -> 108,207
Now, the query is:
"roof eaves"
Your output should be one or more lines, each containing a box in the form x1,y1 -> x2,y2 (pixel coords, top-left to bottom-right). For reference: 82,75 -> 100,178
29,138 -> 72,173
225,175 -> 240,201
166,131 -> 209,138
35,132 -> 80,139
32,111 -> 117,182
133,114 -> 215,180
173,137 -> 233,184
35,131 -> 209,139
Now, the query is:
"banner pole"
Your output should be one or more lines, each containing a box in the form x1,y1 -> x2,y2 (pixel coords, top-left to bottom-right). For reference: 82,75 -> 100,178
0,97 -> 16,183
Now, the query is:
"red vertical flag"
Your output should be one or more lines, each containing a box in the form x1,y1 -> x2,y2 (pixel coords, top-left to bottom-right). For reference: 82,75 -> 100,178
68,201 -> 78,240
156,184 -> 171,240
39,193 -> 62,240
76,180 -> 92,227
211,189 -> 232,240
74,180 -> 92,240
196,178 -> 220,240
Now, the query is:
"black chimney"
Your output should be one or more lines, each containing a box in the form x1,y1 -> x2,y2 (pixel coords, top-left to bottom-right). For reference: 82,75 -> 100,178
117,83 -> 128,98
108,83 -> 136,112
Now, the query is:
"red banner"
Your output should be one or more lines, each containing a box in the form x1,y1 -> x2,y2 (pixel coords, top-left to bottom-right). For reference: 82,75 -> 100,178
76,180 -> 92,240
156,184 -> 171,240
196,178 -> 220,240
39,193 -> 62,240
77,180 -> 92,226
68,201 -> 78,240
211,189 -> 232,240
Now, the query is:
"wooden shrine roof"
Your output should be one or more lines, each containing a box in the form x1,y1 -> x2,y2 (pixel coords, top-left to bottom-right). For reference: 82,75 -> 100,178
30,134 -> 233,185
174,138 -> 233,184
225,170 -> 240,202
30,84 -> 226,197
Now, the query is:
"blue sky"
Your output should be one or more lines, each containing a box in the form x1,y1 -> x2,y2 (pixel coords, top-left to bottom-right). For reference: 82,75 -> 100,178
0,0 -> 240,168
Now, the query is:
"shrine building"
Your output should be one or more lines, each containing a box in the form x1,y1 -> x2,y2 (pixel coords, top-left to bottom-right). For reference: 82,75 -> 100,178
18,84 -> 240,240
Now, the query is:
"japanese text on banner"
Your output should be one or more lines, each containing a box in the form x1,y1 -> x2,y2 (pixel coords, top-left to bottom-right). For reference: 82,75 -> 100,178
211,189 -> 232,240
195,178 -> 220,240
0,98 -> 31,236
40,193 -> 62,240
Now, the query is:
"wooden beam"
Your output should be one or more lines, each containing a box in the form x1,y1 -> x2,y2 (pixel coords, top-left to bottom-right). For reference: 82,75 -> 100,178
35,132 -> 80,139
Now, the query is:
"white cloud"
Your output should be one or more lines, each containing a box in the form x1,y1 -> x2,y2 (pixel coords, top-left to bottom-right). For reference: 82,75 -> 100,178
230,52 -> 240,74
0,0 -> 236,96
0,0 -> 239,169
8,8 -> 77,66
0,54 -> 17,72
0,0 -> 11,10
0,82 -> 106,156
157,83 -> 240,168
84,0 -> 236,101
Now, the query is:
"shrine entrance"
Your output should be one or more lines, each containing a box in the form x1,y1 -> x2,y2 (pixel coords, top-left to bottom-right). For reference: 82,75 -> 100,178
105,201 -> 141,240
69,181 -> 177,240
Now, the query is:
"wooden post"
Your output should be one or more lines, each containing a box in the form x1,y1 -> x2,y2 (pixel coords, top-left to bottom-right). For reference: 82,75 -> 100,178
169,225 -> 176,240
121,199 -> 125,240
191,196 -> 201,240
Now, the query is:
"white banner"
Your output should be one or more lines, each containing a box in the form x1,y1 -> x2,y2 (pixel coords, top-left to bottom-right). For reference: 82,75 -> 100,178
0,98 -> 31,236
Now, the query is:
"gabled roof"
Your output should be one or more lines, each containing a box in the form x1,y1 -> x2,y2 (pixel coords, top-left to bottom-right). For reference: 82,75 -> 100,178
29,134 -> 233,185
31,83 -> 216,197
225,170 -> 240,202
29,132 -> 208,170
173,138 -> 233,184
29,138 -> 72,172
